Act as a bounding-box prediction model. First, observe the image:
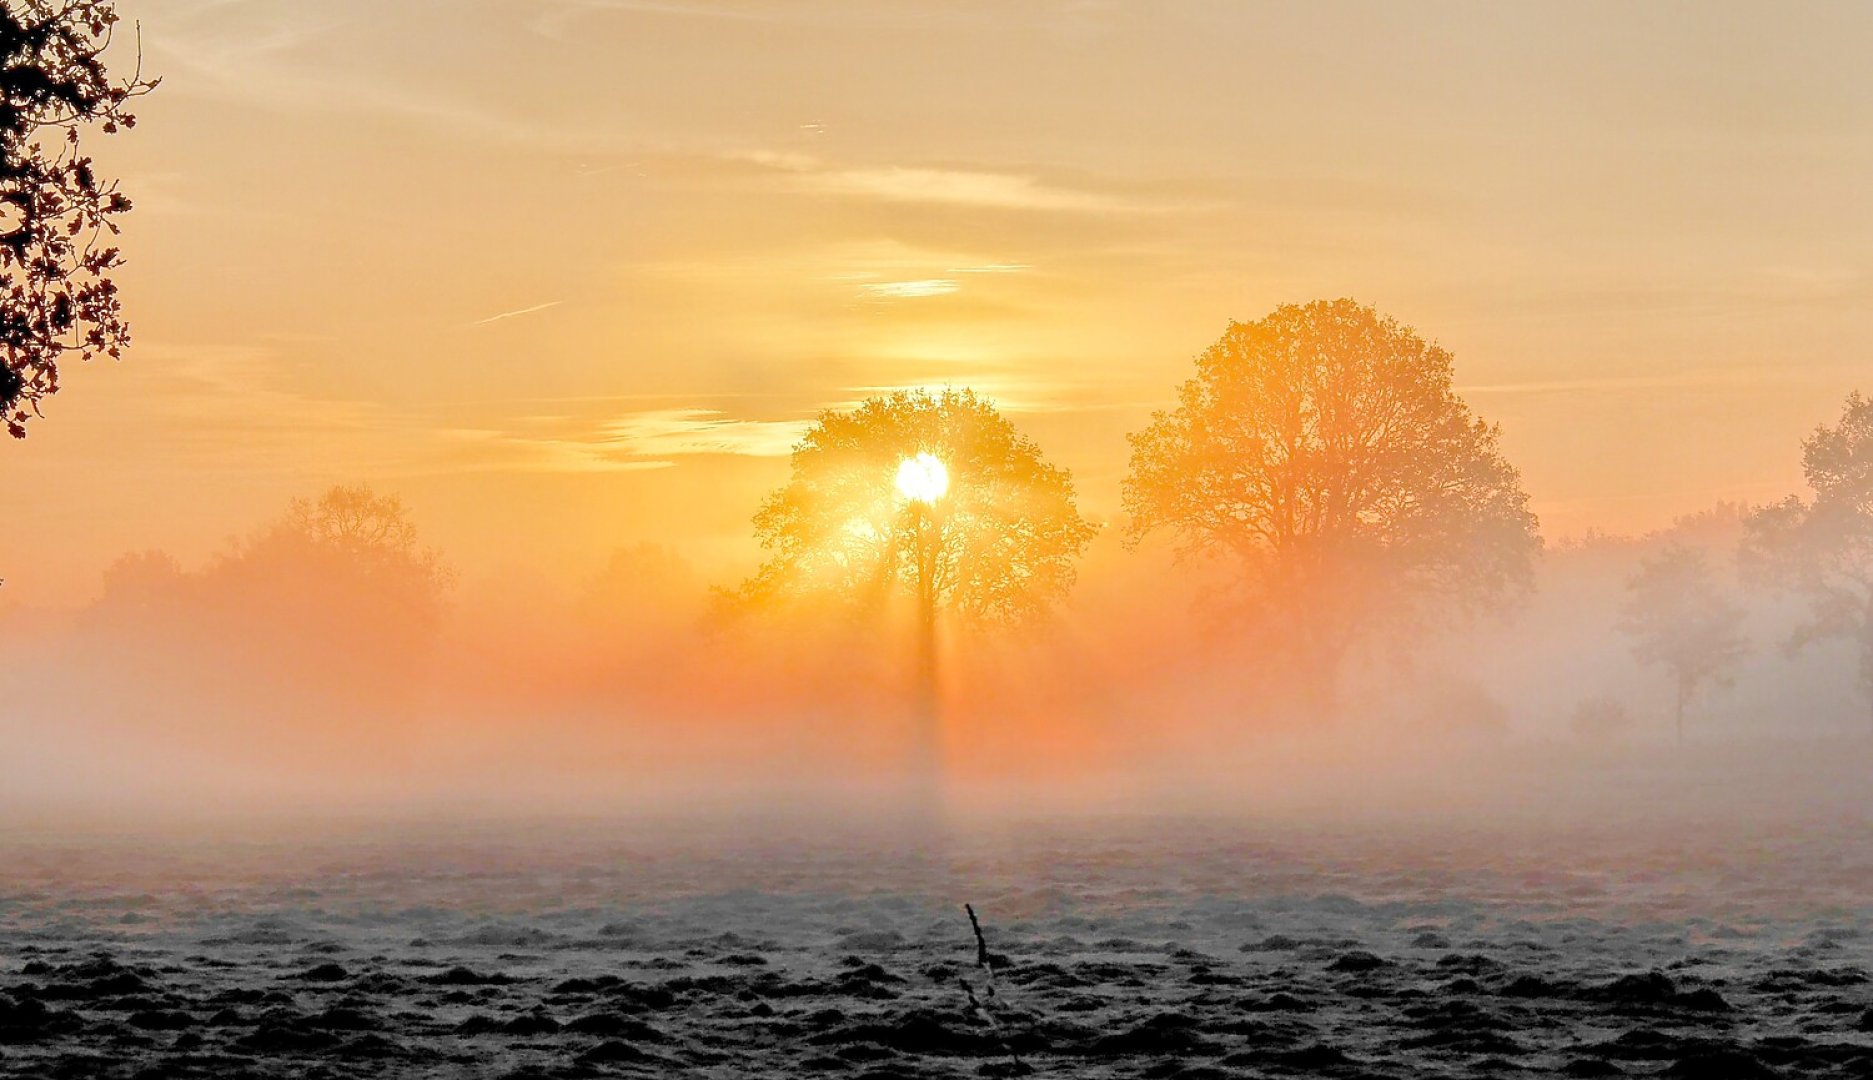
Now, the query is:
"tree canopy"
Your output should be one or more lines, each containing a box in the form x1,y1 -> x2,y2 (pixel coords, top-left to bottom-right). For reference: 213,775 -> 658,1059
1618,542 -> 1747,742
732,388 -> 1097,626
0,0 -> 155,437
180,484 -> 453,692
234,484 -> 454,633
1123,299 -> 1540,705
1742,391 -> 1873,719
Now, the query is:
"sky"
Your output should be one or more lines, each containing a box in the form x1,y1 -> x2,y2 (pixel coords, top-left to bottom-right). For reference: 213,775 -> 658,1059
4,0 -> 1872,606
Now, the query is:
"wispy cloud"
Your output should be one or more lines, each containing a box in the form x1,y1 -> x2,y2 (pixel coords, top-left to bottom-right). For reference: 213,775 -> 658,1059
859,279 -> 960,300
108,342 -> 809,478
414,408 -> 810,473
529,0 -> 995,36
530,0 -> 795,35
427,428 -> 677,475
600,409 -> 809,457
806,166 -> 1127,212
468,300 -> 564,327
1458,365 -> 1858,396
153,5 -> 618,152
737,151 -> 1172,214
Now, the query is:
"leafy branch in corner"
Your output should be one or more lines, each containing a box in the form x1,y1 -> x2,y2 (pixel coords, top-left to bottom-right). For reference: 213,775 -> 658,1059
0,0 -> 159,438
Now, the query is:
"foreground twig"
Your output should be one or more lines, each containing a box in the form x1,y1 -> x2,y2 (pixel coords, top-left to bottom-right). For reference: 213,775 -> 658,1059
960,903 -> 1031,1075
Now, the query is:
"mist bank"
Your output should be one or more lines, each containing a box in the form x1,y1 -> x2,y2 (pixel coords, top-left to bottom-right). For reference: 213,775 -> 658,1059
7,740 -> 1873,842
2,493 -> 1871,830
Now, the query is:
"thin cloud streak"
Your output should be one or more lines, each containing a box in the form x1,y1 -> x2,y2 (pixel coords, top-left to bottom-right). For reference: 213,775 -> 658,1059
601,410 -> 810,458
736,151 -> 1181,214
1459,366 -> 1863,396
860,280 -> 959,300
468,300 -> 564,327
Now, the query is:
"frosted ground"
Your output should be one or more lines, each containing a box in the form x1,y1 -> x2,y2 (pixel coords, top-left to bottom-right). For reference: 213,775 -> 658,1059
2,813 -> 1873,1079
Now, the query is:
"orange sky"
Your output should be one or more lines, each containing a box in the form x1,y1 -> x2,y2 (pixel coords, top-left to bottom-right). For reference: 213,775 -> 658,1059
4,0 -> 1871,606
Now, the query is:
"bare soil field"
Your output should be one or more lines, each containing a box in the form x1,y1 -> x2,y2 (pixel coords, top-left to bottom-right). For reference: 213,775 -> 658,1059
2,814 -> 1872,1078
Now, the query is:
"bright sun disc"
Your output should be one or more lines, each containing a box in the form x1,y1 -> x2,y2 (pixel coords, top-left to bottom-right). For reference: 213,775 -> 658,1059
896,452 -> 950,504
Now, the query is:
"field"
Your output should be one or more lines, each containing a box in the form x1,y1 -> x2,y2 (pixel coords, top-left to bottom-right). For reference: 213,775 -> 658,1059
3,812 -> 1873,1079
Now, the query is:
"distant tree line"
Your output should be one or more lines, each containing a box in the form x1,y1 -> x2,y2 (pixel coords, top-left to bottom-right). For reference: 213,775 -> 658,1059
50,297 -> 1873,744
90,485 -> 451,705
1584,393 -> 1873,740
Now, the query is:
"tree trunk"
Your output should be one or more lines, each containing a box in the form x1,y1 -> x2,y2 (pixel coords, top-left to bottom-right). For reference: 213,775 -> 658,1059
909,506 -> 941,813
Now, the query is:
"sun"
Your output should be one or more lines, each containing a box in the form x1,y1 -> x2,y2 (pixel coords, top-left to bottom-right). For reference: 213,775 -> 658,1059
895,452 -> 950,504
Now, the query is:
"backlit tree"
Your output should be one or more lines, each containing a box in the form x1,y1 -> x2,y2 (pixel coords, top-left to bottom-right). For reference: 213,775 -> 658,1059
1123,299 -> 1540,714
732,388 -> 1097,626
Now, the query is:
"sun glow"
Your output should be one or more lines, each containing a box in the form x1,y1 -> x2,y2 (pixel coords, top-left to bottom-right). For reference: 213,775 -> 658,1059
895,452 -> 950,504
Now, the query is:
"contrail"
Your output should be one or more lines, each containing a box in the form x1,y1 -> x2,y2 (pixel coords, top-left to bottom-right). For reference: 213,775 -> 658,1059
469,300 -> 563,327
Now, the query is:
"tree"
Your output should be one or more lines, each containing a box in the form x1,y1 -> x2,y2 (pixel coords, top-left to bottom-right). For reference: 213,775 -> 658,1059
200,484 -> 453,696
1122,299 -> 1540,715
0,1 -> 157,437
1618,543 -> 1747,743
96,547 -> 181,613
281,484 -> 434,570
259,484 -> 452,630
731,388 -> 1098,626
1742,391 -> 1873,725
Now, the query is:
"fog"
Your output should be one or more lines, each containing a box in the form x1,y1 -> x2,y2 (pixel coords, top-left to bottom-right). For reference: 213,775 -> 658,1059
12,480 -> 1873,1080
5,491 -> 1870,839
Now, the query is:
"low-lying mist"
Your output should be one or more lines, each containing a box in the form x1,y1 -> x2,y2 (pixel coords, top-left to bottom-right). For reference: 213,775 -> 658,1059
4,491 -> 1870,837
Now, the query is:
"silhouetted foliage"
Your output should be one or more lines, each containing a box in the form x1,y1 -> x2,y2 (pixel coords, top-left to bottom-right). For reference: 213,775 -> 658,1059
731,388 -> 1097,625
1742,391 -> 1873,722
97,547 -> 181,611
1618,543 -> 1747,742
1122,299 -> 1540,712
0,0 -> 156,437
214,484 -> 452,635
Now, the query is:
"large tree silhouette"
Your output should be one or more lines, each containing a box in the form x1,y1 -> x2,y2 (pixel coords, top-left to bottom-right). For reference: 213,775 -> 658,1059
0,0 -> 156,437
1618,543 -> 1747,744
1742,391 -> 1873,725
732,388 -> 1097,625
1123,299 -> 1540,714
